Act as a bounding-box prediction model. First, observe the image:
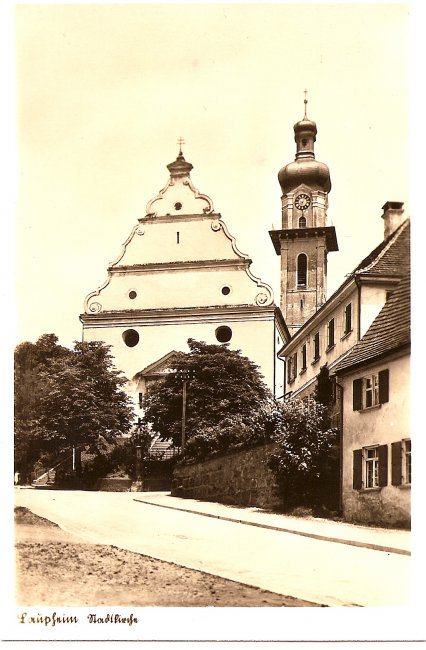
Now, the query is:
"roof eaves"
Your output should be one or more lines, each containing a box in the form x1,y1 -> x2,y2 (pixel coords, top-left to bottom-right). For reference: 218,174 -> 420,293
333,341 -> 411,376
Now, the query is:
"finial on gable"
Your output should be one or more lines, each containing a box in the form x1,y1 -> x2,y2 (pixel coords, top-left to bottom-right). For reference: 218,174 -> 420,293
177,136 -> 185,157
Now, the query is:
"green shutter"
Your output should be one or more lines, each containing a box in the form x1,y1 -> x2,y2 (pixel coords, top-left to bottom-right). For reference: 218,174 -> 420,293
353,449 -> 363,489
391,441 -> 402,486
378,369 -> 389,404
378,444 -> 388,487
353,378 -> 362,410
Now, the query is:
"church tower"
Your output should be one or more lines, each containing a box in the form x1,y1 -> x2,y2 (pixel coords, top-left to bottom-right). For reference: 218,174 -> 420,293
270,98 -> 338,336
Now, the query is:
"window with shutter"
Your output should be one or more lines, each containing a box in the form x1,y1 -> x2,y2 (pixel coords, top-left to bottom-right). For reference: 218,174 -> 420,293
391,441 -> 402,486
353,449 -> 363,489
327,318 -> 335,349
301,344 -> 307,371
364,375 -> 379,408
344,302 -> 352,334
313,332 -> 320,362
287,353 -> 298,383
353,378 -> 362,410
403,439 -> 411,484
287,357 -> 293,383
378,444 -> 388,487
365,447 -> 379,488
378,369 -> 389,404
354,369 -> 389,410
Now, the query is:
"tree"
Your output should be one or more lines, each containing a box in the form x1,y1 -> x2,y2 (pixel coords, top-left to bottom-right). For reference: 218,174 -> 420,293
268,398 -> 340,511
315,364 -> 334,407
14,334 -> 71,481
143,339 -> 273,458
14,335 -> 134,481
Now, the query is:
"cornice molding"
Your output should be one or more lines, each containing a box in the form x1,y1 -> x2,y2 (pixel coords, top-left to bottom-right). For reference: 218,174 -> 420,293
139,212 -> 221,225
269,226 -> 338,255
80,303 -> 278,328
108,258 -> 251,274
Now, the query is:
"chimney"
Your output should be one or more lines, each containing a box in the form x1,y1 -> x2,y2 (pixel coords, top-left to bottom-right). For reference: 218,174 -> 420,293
381,201 -> 405,239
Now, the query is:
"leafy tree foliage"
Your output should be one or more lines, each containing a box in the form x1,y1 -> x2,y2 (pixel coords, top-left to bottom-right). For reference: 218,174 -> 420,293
143,339 -> 273,458
268,398 -> 340,511
14,335 -> 71,481
14,334 -> 134,481
315,364 -> 334,406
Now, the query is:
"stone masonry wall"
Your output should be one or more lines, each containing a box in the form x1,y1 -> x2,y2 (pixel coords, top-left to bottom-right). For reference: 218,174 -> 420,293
171,442 -> 282,509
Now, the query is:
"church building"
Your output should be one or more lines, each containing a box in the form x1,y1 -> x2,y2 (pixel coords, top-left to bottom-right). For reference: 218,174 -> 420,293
80,145 -> 287,410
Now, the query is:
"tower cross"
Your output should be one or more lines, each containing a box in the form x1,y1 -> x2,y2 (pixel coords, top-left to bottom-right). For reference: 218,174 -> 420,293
177,136 -> 185,155
304,89 -> 308,118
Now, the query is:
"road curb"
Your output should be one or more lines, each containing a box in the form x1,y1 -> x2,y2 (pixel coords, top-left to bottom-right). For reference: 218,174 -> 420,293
133,497 -> 410,556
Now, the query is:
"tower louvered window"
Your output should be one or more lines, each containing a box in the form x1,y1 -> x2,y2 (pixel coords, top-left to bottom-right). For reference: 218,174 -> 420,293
297,254 -> 307,287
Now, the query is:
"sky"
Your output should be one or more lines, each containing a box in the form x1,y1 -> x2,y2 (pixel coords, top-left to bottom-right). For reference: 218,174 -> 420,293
10,2 -> 410,348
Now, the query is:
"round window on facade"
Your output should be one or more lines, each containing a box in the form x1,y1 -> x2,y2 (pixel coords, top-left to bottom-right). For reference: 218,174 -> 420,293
174,202 -> 183,210
122,329 -> 140,347
215,326 -> 232,343
129,290 -> 137,300
221,285 -> 231,296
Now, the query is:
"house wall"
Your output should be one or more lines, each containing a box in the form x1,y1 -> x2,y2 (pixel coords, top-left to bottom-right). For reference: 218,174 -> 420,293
172,442 -> 281,510
284,283 -> 359,397
359,284 -> 392,337
338,354 -> 410,527
282,279 -> 399,399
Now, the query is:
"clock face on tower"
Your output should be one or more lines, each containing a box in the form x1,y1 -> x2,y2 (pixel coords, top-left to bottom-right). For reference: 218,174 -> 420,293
295,193 -> 311,211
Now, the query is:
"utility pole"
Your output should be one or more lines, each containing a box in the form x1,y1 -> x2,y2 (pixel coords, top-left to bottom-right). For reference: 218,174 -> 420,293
181,378 -> 187,453
177,369 -> 195,454
134,419 -> 143,486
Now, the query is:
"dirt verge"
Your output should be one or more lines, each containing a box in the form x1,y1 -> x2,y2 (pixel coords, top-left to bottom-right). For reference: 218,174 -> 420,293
15,507 -> 321,607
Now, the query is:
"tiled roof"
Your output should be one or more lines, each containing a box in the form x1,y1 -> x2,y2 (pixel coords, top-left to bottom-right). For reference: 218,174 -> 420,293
334,270 -> 411,374
350,219 -> 410,278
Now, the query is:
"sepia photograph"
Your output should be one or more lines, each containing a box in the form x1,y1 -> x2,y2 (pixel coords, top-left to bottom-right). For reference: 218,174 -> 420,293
2,0 -> 423,645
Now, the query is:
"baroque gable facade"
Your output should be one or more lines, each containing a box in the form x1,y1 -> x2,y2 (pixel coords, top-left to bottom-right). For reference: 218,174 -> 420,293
80,149 -> 287,410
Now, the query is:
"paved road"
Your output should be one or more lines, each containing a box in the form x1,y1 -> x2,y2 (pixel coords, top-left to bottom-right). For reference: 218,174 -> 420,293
14,489 -> 410,607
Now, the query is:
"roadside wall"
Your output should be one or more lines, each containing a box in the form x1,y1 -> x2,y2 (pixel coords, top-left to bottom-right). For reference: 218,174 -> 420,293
171,442 -> 281,509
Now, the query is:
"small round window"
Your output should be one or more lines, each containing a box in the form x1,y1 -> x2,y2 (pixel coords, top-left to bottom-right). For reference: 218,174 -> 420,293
174,202 -> 182,210
123,329 -> 139,347
221,285 -> 231,296
215,326 -> 232,343
129,290 -> 137,300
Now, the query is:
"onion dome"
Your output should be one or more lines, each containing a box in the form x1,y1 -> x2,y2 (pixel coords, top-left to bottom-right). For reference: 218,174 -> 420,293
167,151 -> 193,179
278,98 -> 331,194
